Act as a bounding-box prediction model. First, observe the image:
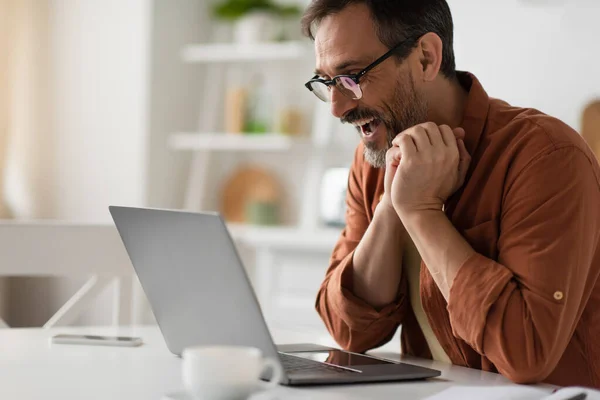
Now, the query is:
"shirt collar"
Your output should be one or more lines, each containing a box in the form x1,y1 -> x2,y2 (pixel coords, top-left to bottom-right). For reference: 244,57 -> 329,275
457,71 -> 490,157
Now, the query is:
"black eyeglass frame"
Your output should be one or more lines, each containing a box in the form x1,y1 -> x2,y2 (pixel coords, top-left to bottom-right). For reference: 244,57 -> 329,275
304,41 -> 409,101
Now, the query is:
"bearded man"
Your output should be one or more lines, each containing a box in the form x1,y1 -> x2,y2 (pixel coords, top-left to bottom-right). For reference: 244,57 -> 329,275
302,0 -> 600,387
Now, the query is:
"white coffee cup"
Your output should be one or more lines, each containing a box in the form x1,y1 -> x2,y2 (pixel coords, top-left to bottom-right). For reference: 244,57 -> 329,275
182,345 -> 283,400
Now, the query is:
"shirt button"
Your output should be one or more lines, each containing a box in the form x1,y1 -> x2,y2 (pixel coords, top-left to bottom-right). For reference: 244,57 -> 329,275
554,291 -> 564,301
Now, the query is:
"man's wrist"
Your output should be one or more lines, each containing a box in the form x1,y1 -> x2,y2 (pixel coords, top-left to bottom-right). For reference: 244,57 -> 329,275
394,198 -> 444,221
376,197 -> 407,232
398,208 -> 446,229
377,197 -> 399,218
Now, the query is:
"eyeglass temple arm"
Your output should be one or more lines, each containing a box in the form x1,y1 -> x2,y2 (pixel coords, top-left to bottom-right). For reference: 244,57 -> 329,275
357,43 -> 405,79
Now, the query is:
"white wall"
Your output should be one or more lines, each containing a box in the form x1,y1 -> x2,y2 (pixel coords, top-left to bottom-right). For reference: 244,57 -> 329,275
47,0 -> 151,222
449,0 -> 600,131
7,0 -> 151,222
4,0 -> 152,326
5,0 -> 54,220
146,0 -> 207,210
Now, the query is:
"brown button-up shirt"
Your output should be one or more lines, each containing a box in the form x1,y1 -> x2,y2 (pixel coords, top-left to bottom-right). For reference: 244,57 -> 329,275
316,72 -> 600,387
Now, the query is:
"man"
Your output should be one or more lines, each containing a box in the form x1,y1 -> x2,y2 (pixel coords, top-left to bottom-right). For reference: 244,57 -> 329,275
302,0 -> 600,387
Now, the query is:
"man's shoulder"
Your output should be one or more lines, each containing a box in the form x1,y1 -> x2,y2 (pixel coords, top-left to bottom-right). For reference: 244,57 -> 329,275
486,99 -> 596,169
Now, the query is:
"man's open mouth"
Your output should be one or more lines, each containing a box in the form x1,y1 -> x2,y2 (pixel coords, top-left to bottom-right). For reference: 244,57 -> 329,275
353,117 -> 382,137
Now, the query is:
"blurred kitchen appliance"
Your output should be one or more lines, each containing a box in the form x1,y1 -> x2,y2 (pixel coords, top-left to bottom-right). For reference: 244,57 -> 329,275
319,167 -> 349,227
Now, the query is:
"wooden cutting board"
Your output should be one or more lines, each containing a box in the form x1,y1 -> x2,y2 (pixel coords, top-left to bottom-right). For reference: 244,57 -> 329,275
220,164 -> 282,223
582,100 -> 600,160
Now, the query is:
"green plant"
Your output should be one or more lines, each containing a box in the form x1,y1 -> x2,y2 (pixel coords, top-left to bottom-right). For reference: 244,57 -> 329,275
212,0 -> 300,21
277,4 -> 302,18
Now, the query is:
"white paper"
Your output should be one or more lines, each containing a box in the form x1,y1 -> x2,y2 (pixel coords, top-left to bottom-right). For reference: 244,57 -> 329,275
425,385 -> 549,400
545,387 -> 600,400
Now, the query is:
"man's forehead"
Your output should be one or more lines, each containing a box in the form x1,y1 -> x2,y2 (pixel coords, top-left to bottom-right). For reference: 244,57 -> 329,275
314,4 -> 387,74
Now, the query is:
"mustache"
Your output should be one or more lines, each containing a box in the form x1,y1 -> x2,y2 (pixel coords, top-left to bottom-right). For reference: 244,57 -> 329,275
340,108 -> 382,125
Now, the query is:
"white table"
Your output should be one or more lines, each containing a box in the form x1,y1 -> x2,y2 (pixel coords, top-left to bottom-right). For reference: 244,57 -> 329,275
0,326 -> 554,399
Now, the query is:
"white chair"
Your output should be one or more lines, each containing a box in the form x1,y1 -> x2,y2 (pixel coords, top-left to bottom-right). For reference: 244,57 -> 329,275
0,222 -> 140,328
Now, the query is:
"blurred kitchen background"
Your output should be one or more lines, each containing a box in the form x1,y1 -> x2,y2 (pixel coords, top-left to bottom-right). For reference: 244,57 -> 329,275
0,0 -> 599,338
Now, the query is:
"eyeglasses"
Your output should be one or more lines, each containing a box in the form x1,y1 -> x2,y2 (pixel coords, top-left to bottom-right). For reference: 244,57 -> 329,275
305,42 -> 409,103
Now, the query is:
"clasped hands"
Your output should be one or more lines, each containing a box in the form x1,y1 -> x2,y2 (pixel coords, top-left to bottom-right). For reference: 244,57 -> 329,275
381,122 -> 471,220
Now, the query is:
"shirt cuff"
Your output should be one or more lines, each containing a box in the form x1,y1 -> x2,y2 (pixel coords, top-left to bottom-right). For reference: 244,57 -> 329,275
328,251 -> 406,333
447,253 -> 513,353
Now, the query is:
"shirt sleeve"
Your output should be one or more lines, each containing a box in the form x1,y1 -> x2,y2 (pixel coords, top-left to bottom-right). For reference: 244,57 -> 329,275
447,145 -> 600,384
315,145 -> 408,353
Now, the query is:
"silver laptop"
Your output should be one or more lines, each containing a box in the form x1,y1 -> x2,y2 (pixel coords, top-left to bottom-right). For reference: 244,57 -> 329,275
109,206 -> 441,385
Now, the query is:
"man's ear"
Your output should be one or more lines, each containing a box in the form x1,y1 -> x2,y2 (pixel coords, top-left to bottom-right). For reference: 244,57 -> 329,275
417,32 -> 443,82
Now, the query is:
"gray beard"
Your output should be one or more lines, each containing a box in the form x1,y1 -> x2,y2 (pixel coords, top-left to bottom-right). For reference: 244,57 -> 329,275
363,136 -> 392,168
363,77 -> 427,168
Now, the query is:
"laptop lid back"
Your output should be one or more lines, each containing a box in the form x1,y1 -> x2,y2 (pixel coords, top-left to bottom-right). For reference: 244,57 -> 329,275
109,206 -> 281,361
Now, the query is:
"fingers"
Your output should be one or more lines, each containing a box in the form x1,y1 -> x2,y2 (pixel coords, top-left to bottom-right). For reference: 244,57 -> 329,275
391,132 -> 418,154
390,124 -> 467,158
395,134 -> 417,160
392,125 -> 434,152
421,122 -> 444,147
457,138 -> 472,186
385,146 -> 403,168
457,138 -> 471,171
409,126 -> 432,152
439,125 -> 457,149
453,127 -> 466,140
393,123 -> 458,150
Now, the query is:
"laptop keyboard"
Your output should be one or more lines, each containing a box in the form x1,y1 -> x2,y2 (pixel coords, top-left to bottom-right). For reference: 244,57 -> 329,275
279,353 -> 359,375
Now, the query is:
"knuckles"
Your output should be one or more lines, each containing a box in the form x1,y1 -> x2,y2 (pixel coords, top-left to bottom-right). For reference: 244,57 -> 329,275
420,121 -> 439,132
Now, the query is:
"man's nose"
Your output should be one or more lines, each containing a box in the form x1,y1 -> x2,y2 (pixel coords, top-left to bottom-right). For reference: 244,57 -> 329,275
330,87 -> 357,119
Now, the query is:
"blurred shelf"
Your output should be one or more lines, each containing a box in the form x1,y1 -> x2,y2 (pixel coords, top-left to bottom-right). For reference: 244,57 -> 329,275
227,223 -> 343,252
181,42 -> 307,63
169,132 -> 306,152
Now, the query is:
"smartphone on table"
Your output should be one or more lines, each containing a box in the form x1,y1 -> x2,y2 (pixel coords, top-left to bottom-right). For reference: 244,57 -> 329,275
50,334 -> 143,347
